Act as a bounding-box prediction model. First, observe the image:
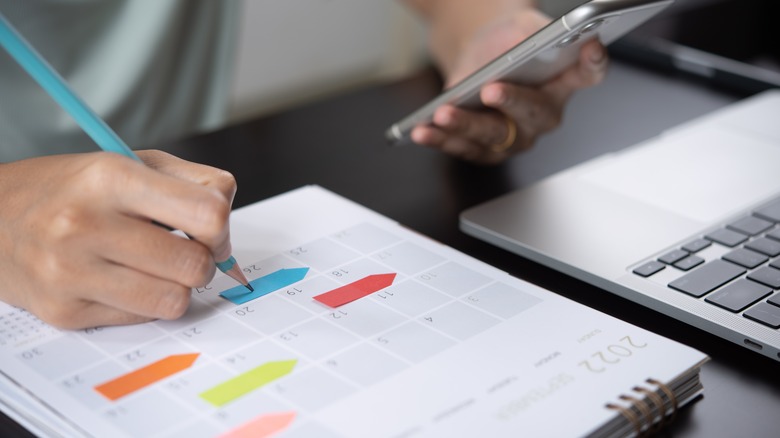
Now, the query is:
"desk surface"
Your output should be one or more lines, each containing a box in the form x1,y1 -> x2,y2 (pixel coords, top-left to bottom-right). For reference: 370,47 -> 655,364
3,60 -> 779,437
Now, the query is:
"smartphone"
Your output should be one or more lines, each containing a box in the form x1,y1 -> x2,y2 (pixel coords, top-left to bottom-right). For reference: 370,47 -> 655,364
385,0 -> 674,145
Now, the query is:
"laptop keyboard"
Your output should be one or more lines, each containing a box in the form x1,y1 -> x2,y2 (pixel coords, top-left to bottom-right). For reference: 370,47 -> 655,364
632,197 -> 780,329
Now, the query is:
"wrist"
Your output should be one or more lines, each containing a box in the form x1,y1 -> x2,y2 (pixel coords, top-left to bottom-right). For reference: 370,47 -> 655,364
416,0 -> 540,76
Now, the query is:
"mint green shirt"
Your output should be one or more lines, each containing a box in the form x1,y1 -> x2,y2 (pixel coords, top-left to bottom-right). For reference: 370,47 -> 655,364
0,0 -> 239,162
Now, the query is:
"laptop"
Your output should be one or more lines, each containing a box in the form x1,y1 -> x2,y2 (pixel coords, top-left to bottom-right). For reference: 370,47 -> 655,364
460,0 -> 780,362
460,88 -> 780,362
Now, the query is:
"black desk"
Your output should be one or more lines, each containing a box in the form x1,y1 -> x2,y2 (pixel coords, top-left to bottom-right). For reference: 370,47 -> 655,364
171,61 -> 780,437
3,60 -> 779,437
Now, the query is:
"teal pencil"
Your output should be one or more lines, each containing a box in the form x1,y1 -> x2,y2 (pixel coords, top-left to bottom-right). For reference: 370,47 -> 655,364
0,12 -> 253,292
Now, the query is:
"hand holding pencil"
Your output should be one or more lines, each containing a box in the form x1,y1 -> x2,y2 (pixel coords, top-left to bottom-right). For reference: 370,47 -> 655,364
0,151 -> 240,329
0,12 -> 251,328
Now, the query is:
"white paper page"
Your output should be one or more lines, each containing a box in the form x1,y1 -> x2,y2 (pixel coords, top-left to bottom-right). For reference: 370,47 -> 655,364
0,185 -> 707,438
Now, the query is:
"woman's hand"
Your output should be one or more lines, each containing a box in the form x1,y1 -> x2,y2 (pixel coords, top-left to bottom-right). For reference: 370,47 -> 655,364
409,6 -> 609,164
0,150 -> 236,329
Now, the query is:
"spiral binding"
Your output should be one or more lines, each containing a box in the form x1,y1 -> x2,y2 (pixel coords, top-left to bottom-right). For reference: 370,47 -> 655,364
605,378 -> 679,437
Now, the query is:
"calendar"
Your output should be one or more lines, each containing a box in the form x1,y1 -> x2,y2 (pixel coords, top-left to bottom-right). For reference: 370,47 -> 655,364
0,186 -> 707,438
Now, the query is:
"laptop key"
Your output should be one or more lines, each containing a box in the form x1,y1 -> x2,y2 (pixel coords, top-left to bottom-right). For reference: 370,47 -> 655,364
669,259 -> 746,297
727,216 -> 773,236
682,238 -> 711,253
745,237 -> 780,257
747,266 -> 780,289
633,261 -> 665,277
673,255 -> 704,271
658,249 -> 688,264
705,279 -> 772,312
705,228 -> 748,247
754,199 -> 780,223
767,228 -> 780,242
770,293 -> 780,307
722,248 -> 768,269
743,302 -> 780,328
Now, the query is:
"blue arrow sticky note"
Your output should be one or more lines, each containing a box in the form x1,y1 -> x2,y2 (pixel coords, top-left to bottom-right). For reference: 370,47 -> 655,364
220,267 -> 310,305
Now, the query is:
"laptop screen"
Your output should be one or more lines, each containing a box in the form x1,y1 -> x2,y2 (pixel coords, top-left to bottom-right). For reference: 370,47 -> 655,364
610,0 -> 780,95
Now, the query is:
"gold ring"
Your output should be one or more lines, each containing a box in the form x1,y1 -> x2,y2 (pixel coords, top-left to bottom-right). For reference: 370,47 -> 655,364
489,115 -> 517,152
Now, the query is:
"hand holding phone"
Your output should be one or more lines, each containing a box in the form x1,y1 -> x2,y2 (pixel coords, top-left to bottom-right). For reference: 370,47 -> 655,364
386,0 -> 673,161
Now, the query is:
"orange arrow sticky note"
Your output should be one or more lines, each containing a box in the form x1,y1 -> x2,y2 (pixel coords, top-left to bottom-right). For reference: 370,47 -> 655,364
95,353 -> 199,401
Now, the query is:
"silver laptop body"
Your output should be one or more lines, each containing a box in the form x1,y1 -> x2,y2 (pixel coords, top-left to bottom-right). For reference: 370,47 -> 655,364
460,90 -> 780,362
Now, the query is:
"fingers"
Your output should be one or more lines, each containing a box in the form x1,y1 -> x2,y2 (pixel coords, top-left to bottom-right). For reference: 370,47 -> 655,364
100,152 -> 235,263
87,214 -> 217,287
0,152 -> 226,329
543,39 -> 608,103
37,300 -> 156,331
482,82 -> 561,136
137,150 -> 237,205
30,276 -> 190,330
26,257 -> 192,330
139,150 -> 237,263
412,82 -> 562,164
412,40 -> 608,165
84,262 -> 192,321
410,106 -> 516,164
411,106 -> 507,164
434,105 -> 510,148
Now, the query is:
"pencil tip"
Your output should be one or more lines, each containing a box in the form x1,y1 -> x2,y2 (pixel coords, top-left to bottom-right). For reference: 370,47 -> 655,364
246,283 -> 254,292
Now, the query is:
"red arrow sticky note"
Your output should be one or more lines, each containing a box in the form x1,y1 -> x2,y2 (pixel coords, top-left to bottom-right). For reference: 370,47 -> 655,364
313,273 -> 396,307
